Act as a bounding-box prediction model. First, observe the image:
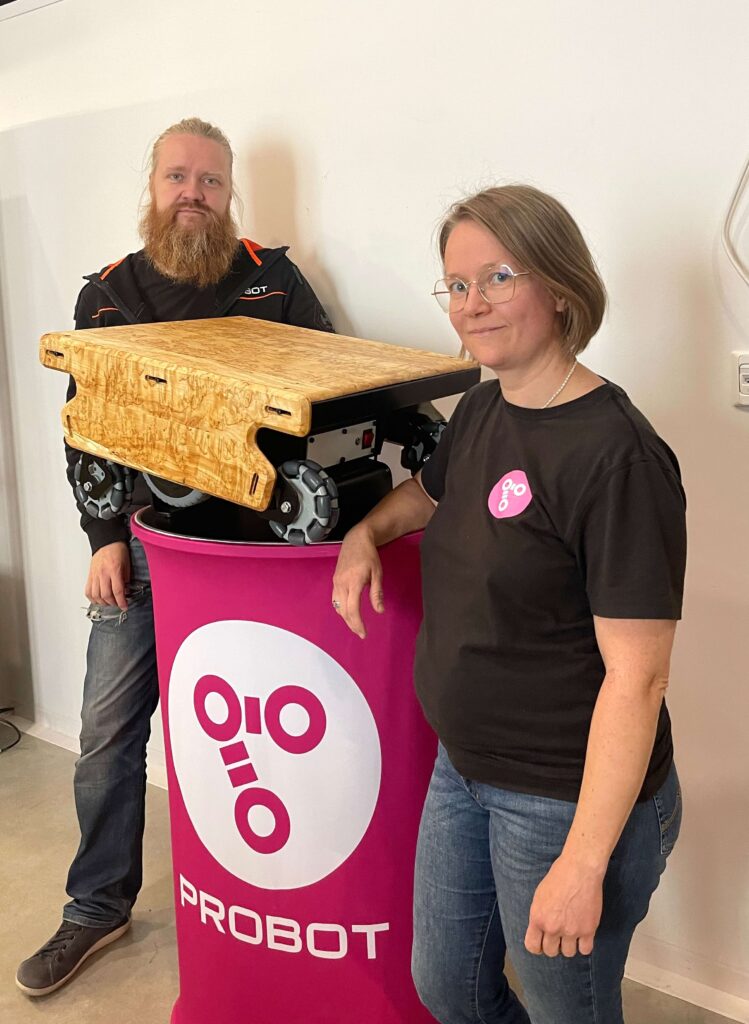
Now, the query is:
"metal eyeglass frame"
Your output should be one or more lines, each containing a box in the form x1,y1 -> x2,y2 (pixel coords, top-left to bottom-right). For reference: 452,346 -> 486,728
432,264 -> 530,312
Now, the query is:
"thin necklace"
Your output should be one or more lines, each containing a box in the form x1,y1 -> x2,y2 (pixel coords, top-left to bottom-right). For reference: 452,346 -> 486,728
542,361 -> 577,408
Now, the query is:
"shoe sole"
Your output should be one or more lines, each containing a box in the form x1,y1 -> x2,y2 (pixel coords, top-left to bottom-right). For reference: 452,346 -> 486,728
15,919 -> 132,997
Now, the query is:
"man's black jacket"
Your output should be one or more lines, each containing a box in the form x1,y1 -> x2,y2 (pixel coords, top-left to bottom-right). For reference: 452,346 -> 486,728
66,239 -> 334,553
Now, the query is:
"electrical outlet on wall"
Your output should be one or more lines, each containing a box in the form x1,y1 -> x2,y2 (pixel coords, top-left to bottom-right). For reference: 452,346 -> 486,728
732,352 -> 749,407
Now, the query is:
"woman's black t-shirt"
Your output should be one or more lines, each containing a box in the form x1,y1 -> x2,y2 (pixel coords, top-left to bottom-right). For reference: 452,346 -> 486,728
416,379 -> 686,802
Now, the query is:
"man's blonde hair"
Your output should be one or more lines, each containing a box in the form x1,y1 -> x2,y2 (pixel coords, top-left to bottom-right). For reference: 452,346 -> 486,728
149,117 -> 234,177
438,185 -> 607,356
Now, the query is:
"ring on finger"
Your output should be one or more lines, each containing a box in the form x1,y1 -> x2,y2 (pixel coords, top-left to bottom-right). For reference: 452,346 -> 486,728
332,599 -> 341,610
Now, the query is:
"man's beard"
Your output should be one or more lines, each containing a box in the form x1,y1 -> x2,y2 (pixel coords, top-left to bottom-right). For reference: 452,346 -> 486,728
139,200 -> 239,288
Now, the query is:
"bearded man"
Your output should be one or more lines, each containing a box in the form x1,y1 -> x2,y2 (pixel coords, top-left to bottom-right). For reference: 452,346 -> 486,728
17,118 -> 333,997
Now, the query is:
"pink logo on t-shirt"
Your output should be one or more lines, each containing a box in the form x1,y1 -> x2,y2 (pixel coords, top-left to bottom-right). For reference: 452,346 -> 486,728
488,470 -> 533,519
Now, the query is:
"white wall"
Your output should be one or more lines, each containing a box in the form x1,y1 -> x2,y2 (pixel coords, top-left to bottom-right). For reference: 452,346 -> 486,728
1,0 -> 748,1016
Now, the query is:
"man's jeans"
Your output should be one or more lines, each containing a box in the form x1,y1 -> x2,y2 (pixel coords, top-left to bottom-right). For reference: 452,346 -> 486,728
63,537 -> 159,928
412,744 -> 682,1024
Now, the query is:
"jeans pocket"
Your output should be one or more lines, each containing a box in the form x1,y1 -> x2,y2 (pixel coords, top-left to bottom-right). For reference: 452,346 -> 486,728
86,581 -> 150,625
653,764 -> 682,856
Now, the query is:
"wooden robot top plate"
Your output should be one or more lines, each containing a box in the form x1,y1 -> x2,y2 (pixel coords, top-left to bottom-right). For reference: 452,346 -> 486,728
40,317 -> 476,510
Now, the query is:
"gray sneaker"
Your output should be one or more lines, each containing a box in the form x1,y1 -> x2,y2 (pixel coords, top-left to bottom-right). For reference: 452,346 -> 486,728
16,918 -> 131,996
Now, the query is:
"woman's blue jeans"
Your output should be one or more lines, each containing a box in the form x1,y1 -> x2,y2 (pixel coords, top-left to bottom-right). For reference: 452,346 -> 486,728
412,744 -> 682,1024
63,537 -> 159,928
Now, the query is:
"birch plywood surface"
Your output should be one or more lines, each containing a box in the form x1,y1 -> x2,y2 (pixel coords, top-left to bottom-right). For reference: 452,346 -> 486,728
40,317 -> 474,510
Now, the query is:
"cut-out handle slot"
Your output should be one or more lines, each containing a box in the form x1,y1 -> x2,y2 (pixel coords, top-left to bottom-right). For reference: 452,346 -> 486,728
145,374 -> 167,385
249,473 -> 259,496
45,349 -> 64,358
265,405 -> 291,417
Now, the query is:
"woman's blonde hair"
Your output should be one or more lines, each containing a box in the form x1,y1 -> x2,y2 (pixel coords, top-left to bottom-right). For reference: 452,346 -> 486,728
438,185 -> 606,356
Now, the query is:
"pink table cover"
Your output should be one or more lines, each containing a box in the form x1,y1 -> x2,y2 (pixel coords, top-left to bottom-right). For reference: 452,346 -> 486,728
131,513 -> 437,1024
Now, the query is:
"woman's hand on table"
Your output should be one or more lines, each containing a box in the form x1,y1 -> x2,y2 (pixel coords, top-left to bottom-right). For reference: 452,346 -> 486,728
332,524 -> 384,639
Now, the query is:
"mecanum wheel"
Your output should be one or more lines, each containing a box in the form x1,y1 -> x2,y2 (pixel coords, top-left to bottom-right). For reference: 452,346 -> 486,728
74,454 -> 134,520
269,460 -> 340,545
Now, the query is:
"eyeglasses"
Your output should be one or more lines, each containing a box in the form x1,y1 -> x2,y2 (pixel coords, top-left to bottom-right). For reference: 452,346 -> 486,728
432,264 -> 530,312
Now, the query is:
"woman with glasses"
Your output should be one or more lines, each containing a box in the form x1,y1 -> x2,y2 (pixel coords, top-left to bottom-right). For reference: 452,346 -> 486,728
332,184 -> 685,1024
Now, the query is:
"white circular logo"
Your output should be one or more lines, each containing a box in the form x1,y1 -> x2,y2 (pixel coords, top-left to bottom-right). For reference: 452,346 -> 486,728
168,620 -> 382,890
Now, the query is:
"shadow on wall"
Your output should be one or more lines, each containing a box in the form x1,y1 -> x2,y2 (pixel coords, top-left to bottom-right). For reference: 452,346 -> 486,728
633,585 -> 749,1000
239,137 -> 356,337
0,230 -> 34,720
619,208 -> 749,998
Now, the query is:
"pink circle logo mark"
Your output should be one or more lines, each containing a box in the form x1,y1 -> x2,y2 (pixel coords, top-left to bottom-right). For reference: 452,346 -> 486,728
169,620 -> 382,890
488,470 -> 533,519
193,676 -> 328,855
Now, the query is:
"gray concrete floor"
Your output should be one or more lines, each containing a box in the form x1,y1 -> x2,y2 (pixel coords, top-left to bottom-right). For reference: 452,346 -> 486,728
0,734 -> 739,1024
1,734 -> 177,1024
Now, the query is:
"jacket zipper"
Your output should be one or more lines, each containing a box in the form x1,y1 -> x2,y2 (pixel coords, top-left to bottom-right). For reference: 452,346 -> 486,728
84,276 -> 142,325
216,247 -> 288,316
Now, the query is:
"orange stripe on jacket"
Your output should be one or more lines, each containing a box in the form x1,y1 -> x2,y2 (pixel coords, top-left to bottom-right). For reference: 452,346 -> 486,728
240,238 -> 263,266
237,291 -> 286,301
100,257 -> 126,281
91,307 -> 119,319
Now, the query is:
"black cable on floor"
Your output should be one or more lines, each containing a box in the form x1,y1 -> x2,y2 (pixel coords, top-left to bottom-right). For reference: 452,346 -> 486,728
0,707 -> 21,753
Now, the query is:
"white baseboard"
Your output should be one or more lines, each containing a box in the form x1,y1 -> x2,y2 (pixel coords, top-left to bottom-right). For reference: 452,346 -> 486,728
145,764 -> 168,789
9,715 -> 169,791
9,714 -> 79,753
625,957 -> 749,1021
627,928 -> 749,1021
